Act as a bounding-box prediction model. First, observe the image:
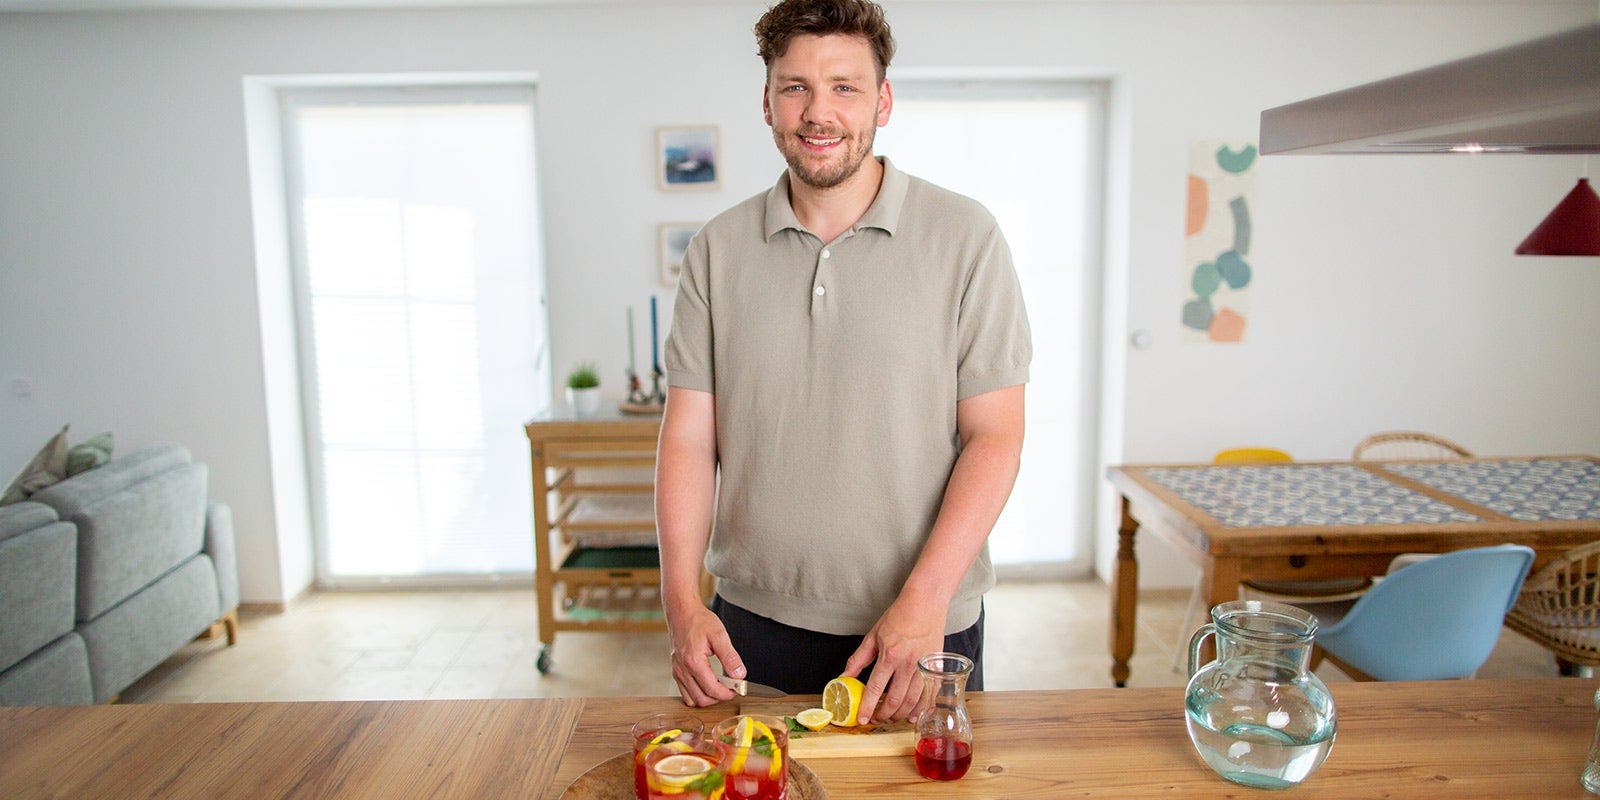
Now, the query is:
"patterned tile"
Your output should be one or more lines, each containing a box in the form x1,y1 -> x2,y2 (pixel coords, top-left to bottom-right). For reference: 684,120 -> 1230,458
1383,458 -> 1600,521
1142,464 -> 1480,528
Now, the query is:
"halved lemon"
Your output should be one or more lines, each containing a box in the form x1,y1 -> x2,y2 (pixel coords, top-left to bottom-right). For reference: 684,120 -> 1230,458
823,676 -> 865,728
795,708 -> 832,731
650,753 -> 715,791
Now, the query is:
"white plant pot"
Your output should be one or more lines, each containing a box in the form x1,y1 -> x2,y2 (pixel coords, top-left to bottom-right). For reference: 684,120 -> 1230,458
566,386 -> 602,418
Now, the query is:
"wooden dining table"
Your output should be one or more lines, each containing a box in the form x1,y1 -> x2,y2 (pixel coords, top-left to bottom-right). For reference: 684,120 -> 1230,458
1,679 -> 1594,798
1106,455 -> 1600,687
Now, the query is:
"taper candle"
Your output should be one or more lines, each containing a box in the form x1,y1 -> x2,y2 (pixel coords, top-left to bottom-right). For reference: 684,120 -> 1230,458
650,296 -> 661,370
626,307 -> 636,374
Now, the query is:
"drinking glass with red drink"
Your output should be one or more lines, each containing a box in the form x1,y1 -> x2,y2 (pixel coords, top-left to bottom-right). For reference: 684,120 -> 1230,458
631,713 -> 704,800
645,740 -> 724,800
712,714 -> 788,800
913,652 -> 974,781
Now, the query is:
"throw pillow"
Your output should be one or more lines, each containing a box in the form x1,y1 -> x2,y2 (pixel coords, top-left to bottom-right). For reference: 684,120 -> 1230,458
65,432 -> 115,477
1,425 -> 70,506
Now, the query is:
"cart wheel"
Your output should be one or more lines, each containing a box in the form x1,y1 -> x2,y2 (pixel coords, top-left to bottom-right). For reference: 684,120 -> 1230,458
536,644 -> 554,675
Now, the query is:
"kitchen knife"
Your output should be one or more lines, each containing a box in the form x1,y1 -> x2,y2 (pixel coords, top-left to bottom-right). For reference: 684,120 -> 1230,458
715,673 -> 787,698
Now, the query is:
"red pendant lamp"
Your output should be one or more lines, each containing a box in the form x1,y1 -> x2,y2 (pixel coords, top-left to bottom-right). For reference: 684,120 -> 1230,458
1515,178 -> 1600,256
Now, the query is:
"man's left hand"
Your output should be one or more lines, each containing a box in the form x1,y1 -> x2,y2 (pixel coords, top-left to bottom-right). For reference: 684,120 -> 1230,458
841,599 -> 945,724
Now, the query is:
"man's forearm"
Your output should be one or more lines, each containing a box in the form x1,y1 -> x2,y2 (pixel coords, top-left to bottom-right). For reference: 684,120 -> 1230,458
899,429 -> 1023,607
899,385 -> 1026,609
655,390 -> 719,613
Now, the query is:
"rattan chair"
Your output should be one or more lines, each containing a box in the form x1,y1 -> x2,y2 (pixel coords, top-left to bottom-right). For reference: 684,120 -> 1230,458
1504,540 -> 1600,677
1352,430 -> 1473,461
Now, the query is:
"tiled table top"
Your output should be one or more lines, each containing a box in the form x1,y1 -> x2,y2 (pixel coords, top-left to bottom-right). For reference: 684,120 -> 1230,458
1141,464 -> 1481,528
1382,458 -> 1600,522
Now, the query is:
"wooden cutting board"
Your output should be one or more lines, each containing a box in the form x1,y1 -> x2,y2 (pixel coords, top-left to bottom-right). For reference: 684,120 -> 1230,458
736,699 -> 916,759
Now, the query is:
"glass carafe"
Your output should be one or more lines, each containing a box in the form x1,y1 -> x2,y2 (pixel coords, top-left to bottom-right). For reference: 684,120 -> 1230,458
914,652 -> 974,781
1186,600 -> 1337,789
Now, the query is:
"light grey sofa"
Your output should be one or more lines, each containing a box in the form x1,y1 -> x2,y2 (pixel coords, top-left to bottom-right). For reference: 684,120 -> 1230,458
0,442 -> 238,705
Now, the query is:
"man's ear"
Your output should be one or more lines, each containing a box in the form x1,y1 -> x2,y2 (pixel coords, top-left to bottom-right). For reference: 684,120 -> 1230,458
762,83 -> 773,127
876,79 -> 893,127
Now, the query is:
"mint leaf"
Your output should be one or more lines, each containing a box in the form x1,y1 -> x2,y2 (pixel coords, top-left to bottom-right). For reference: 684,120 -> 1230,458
785,716 -> 805,733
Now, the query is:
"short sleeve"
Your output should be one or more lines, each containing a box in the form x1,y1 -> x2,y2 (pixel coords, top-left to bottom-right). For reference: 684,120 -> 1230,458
956,224 -> 1032,400
663,230 -> 715,393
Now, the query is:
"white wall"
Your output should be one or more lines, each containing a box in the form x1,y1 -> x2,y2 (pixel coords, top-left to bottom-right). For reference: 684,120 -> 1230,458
2,1 -> 1596,602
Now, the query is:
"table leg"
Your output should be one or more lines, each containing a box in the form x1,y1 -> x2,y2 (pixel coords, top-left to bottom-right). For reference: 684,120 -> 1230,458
1110,495 -> 1139,687
1193,557 -> 1242,666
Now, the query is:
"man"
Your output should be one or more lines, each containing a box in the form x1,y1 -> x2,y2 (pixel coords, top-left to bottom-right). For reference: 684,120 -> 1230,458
656,0 -> 1031,724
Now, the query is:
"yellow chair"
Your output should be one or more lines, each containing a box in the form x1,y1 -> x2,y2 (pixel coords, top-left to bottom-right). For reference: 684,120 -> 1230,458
1212,447 -> 1293,464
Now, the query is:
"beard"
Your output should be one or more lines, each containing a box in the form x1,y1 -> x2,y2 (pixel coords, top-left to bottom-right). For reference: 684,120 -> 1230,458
774,125 -> 877,190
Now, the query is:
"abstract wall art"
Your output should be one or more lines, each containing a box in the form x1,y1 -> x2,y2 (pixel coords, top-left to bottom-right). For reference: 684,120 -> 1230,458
656,126 -> 720,190
1182,140 -> 1257,343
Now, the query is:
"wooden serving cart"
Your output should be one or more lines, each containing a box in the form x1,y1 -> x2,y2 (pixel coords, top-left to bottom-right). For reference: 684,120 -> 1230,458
525,408 -> 707,673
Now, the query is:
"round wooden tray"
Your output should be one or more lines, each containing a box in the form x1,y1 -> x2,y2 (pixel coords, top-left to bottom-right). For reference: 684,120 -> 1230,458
562,753 -> 827,799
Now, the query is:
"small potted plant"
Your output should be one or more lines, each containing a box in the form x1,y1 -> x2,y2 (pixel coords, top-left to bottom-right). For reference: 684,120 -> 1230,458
565,361 -> 602,418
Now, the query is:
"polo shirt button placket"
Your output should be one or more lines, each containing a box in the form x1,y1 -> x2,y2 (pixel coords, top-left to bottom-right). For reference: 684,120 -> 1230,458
811,245 -> 833,315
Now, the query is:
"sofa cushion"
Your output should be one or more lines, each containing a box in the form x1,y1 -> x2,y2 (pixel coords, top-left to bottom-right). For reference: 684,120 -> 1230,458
0,516 -> 76,673
0,501 -> 58,543
78,554 -> 220,703
32,445 -> 207,622
0,632 -> 93,706
31,442 -> 190,519
1,425 -> 70,506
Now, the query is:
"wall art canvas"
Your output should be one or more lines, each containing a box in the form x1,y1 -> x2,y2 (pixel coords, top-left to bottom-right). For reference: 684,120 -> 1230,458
657,126 -> 719,189
1182,140 -> 1257,343
658,222 -> 701,286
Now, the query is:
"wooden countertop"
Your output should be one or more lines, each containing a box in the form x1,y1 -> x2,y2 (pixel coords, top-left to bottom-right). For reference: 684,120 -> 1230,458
3,679 -> 1593,799
0,698 -> 582,799
551,679 -> 1598,799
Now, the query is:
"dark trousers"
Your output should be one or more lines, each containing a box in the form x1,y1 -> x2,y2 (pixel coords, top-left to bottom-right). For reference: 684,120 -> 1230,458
711,595 -> 984,696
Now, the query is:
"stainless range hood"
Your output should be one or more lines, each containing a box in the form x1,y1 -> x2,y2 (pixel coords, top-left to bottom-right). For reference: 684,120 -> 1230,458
1260,23 -> 1600,155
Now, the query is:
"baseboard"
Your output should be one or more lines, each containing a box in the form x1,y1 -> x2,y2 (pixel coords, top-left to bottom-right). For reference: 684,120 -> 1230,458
237,583 -> 313,616
237,601 -> 287,615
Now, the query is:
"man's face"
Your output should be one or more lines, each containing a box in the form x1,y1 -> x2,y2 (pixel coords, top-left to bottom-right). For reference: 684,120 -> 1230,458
763,33 -> 892,191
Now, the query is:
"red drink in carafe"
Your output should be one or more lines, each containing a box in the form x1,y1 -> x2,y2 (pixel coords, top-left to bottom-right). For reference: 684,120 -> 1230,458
915,736 -> 972,781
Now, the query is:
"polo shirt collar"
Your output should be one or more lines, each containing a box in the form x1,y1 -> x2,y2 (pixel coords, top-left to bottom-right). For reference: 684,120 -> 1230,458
763,156 -> 910,241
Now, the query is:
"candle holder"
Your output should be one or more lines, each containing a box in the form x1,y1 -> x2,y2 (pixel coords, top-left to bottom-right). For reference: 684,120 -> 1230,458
618,299 -> 667,415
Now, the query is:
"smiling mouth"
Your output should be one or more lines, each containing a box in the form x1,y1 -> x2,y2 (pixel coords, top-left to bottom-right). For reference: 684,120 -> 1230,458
800,135 -> 843,148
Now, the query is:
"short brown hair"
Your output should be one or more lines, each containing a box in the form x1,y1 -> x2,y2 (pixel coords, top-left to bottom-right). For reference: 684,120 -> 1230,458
754,0 -> 896,83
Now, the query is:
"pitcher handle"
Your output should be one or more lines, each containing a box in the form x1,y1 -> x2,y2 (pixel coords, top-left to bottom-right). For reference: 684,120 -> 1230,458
1187,623 -> 1217,677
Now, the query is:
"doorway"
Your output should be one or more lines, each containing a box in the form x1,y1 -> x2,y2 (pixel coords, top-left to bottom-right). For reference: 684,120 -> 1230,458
875,79 -> 1107,576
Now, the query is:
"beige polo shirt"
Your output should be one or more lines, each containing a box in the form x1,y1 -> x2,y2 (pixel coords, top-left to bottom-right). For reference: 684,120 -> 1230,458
664,157 -> 1032,636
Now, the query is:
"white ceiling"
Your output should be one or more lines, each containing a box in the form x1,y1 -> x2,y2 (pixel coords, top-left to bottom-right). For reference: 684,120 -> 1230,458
0,0 -> 1429,13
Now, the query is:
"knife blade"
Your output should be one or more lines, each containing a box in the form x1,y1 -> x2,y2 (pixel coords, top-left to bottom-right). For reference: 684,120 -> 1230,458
715,674 -> 787,698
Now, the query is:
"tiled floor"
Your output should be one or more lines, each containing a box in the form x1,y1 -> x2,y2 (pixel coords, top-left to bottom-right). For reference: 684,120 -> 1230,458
119,578 -> 1563,704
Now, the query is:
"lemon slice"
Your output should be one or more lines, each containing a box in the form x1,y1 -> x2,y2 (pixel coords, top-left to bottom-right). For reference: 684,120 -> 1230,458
823,676 -> 865,727
649,729 -> 685,746
795,708 -> 832,731
651,753 -> 714,791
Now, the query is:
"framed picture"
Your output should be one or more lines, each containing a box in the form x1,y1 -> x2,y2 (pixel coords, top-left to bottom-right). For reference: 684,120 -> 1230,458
656,126 -> 719,190
658,222 -> 701,286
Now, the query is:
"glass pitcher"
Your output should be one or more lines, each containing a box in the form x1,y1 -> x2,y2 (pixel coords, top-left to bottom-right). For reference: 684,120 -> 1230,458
914,652 -> 974,781
1186,600 -> 1337,789
1581,686 -> 1600,794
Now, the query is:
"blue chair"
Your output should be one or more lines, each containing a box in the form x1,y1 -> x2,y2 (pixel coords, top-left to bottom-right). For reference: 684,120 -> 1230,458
1306,544 -> 1535,681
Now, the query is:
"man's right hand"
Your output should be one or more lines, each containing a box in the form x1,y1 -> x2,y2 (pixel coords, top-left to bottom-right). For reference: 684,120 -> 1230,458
667,601 -> 746,707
